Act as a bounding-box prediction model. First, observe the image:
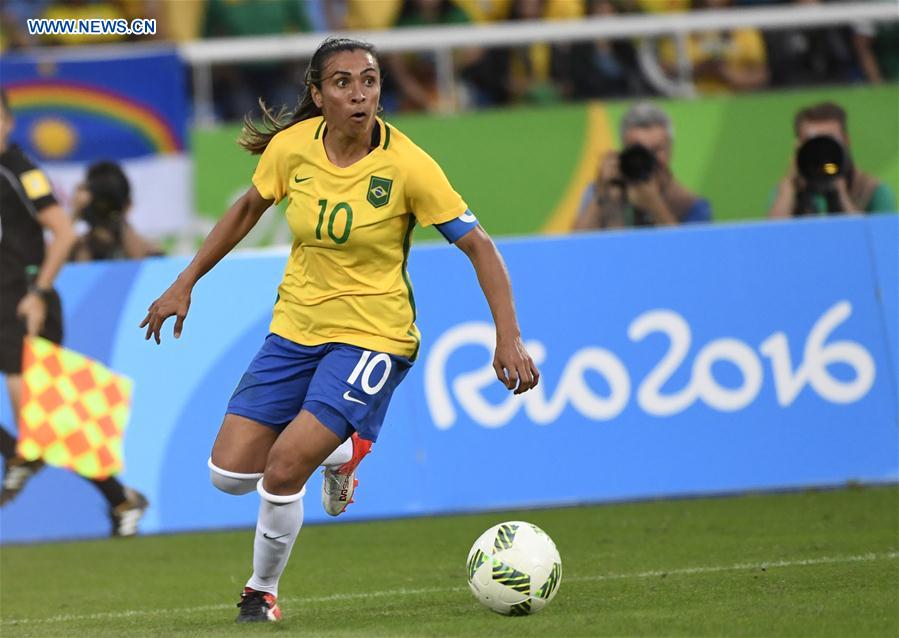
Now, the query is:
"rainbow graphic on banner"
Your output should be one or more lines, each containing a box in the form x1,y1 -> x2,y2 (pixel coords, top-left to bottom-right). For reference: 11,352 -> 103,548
8,80 -> 182,153
0,51 -> 187,163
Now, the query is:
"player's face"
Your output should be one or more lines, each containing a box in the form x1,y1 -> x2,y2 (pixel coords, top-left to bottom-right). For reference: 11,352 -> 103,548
623,124 -> 672,168
0,103 -> 12,153
797,119 -> 847,146
313,49 -> 381,137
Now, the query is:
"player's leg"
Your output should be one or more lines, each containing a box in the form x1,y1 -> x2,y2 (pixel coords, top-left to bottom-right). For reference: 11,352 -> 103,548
320,432 -> 371,515
211,334 -> 320,495
211,334 -> 324,622
311,345 -> 413,516
237,409 -> 344,623
262,409 -> 344,496
211,417 -> 284,624
319,430 -> 373,515
209,414 -> 279,494
321,435 -> 354,468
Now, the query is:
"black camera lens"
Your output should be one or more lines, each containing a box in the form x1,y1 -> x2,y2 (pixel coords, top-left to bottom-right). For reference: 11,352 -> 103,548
797,135 -> 845,188
618,144 -> 657,182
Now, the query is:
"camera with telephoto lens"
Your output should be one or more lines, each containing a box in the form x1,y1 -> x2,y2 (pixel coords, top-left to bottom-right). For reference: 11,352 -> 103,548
618,144 -> 657,183
796,135 -> 846,192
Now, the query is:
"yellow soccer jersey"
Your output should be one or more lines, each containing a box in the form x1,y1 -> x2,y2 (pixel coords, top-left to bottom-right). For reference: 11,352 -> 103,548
252,116 -> 468,360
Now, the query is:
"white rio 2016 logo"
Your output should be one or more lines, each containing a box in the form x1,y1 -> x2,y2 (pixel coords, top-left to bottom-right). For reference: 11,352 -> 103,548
423,300 -> 876,429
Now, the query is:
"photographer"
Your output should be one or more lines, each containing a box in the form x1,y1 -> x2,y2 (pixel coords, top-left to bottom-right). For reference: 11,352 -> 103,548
573,102 -> 712,231
70,161 -> 163,262
768,102 -> 896,218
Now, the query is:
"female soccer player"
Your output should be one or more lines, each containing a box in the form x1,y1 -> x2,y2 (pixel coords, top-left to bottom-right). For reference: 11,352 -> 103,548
140,37 -> 539,623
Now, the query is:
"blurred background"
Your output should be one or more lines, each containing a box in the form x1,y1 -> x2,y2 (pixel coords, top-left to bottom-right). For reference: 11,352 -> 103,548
1,0 -> 896,248
0,0 -> 896,543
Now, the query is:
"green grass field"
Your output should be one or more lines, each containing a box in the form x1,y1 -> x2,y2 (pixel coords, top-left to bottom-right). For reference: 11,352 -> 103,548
1,486 -> 896,637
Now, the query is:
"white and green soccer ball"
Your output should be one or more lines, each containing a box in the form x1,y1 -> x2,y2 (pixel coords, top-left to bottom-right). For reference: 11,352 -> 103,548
466,521 -> 562,616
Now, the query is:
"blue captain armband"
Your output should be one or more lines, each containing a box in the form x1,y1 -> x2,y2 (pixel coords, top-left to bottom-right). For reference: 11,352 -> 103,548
435,209 -> 478,243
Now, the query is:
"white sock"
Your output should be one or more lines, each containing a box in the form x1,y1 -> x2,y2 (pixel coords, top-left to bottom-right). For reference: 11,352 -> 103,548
245,480 -> 304,597
321,436 -> 353,469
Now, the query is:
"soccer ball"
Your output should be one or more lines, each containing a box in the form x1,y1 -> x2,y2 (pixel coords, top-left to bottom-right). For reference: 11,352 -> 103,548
466,521 -> 562,616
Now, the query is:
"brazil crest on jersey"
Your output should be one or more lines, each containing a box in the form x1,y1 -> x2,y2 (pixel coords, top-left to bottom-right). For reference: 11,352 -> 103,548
252,116 -> 468,360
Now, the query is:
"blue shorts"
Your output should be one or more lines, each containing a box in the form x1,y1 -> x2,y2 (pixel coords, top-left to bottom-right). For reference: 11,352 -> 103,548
226,334 -> 412,442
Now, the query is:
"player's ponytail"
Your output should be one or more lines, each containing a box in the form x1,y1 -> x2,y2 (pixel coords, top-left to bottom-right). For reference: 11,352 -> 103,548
239,38 -> 380,155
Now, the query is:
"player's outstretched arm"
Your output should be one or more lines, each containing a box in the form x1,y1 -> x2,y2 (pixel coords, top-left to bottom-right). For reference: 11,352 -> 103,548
140,185 -> 272,344
455,226 -> 539,395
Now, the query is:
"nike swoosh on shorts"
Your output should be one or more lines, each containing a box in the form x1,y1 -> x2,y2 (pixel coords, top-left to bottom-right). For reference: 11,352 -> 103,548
342,390 -> 366,406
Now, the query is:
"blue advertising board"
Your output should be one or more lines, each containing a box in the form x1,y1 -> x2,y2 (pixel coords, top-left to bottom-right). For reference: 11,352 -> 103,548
1,216 -> 896,543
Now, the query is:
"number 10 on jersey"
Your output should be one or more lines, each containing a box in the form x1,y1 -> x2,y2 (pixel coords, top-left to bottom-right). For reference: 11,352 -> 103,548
316,199 -> 353,244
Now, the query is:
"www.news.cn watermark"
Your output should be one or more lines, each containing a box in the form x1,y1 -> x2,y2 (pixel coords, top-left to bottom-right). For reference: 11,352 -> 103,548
27,18 -> 157,37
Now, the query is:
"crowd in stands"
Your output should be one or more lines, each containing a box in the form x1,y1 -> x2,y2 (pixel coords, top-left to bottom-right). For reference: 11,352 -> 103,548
0,1 -> 894,249
1,0 -> 896,118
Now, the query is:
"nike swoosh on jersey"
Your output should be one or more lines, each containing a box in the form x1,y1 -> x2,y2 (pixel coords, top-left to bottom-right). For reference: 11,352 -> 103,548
294,176 -> 311,183
342,390 -> 366,405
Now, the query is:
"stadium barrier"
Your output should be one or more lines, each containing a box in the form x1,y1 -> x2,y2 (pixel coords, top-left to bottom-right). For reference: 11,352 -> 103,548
177,1 -> 899,118
1,215 -> 896,543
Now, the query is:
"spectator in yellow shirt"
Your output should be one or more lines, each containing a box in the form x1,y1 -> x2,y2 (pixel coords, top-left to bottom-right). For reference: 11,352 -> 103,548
658,0 -> 769,93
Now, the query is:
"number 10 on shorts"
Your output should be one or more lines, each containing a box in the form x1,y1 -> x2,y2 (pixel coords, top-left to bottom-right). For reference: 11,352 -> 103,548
347,350 -> 393,395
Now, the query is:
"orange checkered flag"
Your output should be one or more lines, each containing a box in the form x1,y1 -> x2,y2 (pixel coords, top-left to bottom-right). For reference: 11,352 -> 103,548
17,337 -> 133,479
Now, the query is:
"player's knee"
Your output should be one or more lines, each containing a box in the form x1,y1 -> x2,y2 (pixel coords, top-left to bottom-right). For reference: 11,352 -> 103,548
208,458 -> 261,495
257,477 -> 305,504
262,454 -> 313,496
260,464 -> 301,495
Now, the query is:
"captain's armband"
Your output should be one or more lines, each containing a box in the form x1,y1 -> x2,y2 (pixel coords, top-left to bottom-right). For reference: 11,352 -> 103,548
434,210 -> 478,243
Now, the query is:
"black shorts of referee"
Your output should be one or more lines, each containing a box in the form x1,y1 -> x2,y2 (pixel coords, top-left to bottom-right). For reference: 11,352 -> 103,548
0,288 -> 64,375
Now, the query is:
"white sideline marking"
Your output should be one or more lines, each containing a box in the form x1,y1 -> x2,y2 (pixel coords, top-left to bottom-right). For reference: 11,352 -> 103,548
570,551 -> 899,582
2,551 -> 896,626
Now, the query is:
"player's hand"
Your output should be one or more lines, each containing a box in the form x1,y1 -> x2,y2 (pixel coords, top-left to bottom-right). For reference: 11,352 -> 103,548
140,278 -> 192,344
493,334 -> 540,395
17,292 -> 47,337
